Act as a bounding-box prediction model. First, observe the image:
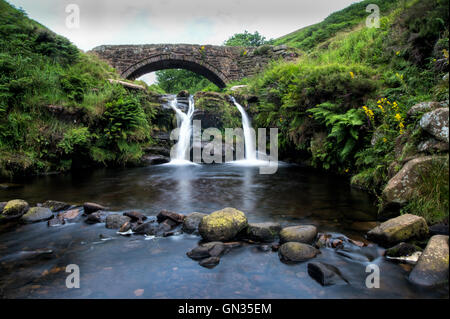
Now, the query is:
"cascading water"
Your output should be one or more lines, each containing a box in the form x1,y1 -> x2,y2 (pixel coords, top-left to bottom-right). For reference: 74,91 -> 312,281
230,96 -> 257,161
168,95 -> 196,165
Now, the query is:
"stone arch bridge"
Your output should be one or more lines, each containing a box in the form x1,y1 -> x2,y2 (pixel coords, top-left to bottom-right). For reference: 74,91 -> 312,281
90,44 -> 298,88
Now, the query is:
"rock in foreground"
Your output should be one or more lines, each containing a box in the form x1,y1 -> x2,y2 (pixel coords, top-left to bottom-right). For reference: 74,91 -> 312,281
409,235 -> 449,288
279,225 -> 317,244
278,242 -> 319,263
307,262 -> 348,286
367,214 -> 428,246
198,207 -> 248,242
21,207 -> 53,223
246,222 -> 282,242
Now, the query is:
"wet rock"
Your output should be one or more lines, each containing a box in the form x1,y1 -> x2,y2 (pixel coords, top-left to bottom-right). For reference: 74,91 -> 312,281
85,211 -> 108,224
187,242 -> 226,260
409,235 -> 449,287
141,155 -> 170,165
83,202 -> 107,214
307,262 -> 348,286
119,221 -> 131,233
0,199 -> 29,220
21,207 -> 53,223
41,200 -> 71,212
60,209 -> 80,220
386,251 -> 422,265
199,257 -> 220,269
279,225 -> 318,244
123,211 -> 147,223
385,242 -> 422,258
198,207 -> 248,242
157,210 -> 185,224
48,215 -> 65,227
382,156 -> 447,206
271,243 -> 280,252
278,242 -> 319,263
367,214 -> 429,246
246,222 -> 282,243
161,218 -> 178,231
105,214 -> 131,229
419,108 -> 449,143
182,212 -> 207,234
133,221 -> 164,235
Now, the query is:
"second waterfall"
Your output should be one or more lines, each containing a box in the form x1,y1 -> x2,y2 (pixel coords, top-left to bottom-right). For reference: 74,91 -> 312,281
168,95 -> 195,164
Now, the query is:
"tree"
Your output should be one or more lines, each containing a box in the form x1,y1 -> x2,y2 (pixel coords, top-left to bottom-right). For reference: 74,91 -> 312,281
224,30 -> 271,47
155,69 -> 218,94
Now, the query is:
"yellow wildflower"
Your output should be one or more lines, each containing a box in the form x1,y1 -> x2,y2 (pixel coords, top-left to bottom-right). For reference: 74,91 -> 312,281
383,137 -> 387,143
350,72 -> 355,79
396,51 -> 400,56
394,113 -> 402,122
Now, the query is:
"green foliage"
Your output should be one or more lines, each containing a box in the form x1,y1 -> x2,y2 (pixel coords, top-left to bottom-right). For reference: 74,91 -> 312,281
58,127 -> 91,155
224,30 -> 271,47
155,69 -> 219,94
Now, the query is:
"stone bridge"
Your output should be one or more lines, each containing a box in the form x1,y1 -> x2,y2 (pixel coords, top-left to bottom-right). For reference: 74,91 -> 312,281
90,44 -> 298,88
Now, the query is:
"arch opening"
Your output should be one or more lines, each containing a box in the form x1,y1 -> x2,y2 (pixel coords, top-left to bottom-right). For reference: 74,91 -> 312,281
124,59 -> 227,89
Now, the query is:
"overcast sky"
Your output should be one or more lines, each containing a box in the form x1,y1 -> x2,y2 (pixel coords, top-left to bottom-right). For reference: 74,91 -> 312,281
7,0 -> 359,83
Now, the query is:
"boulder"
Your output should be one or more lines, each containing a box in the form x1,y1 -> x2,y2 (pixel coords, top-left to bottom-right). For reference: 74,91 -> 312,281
182,212 -> 207,234
198,207 -> 248,242
157,210 -> 185,224
48,215 -> 65,227
246,222 -> 282,242
123,211 -> 147,223
307,262 -> 348,286
41,200 -> 71,212
419,108 -> 449,143
21,207 -> 53,223
105,214 -> 131,229
0,199 -> 29,220
187,242 -> 226,260
119,221 -> 131,233
382,156 -> 447,206
385,242 -> 422,257
278,242 -> 319,263
367,214 -> 429,245
279,225 -> 317,244
133,221 -> 168,236
409,235 -> 449,287
83,202 -> 107,214
85,211 -> 109,224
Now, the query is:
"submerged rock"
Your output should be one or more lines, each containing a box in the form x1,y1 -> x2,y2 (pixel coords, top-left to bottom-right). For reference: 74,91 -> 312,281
105,214 -> 131,229
0,199 -> 29,221
367,214 -> 429,246
41,200 -> 71,212
279,225 -> 317,244
278,242 -> 319,263
246,222 -> 282,243
198,207 -> 248,242
409,235 -> 449,287
199,257 -> 220,269
307,262 -> 348,286
83,202 -> 107,214
21,207 -> 53,223
182,212 -> 207,234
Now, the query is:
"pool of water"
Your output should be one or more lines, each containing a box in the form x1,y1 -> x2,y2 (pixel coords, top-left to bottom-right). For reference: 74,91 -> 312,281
0,164 -> 447,298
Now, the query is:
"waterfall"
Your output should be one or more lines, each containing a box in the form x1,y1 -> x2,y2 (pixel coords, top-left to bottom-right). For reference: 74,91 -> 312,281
230,96 -> 257,161
168,95 -> 195,164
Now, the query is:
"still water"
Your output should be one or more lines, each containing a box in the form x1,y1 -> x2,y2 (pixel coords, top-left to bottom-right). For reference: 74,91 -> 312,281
0,164 -> 447,298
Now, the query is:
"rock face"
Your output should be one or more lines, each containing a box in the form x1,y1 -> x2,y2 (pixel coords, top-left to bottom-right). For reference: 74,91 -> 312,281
105,214 -> 131,229
307,262 -> 347,286
21,207 -> 53,223
198,207 -> 248,242
246,222 -> 282,242
83,202 -> 107,214
278,242 -> 319,263
409,235 -> 449,287
367,214 -> 429,245
382,156 -> 447,206
182,212 -> 207,234
42,200 -> 70,212
419,108 -> 449,143
0,199 -> 29,220
279,225 -> 318,244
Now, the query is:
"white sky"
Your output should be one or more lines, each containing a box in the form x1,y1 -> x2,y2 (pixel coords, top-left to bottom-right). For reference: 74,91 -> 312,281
7,0 -> 360,83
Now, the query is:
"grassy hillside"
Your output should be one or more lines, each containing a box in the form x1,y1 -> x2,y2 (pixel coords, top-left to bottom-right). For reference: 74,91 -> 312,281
0,0 -> 166,179
240,0 -> 449,223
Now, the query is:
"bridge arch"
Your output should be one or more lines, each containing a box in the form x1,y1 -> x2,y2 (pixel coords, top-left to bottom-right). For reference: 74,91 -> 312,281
122,55 -> 228,88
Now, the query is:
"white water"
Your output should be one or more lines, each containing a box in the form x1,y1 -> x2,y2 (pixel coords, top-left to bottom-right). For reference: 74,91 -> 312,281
230,96 -> 257,161
167,96 -> 196,165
